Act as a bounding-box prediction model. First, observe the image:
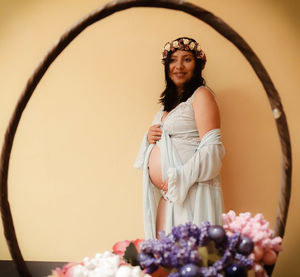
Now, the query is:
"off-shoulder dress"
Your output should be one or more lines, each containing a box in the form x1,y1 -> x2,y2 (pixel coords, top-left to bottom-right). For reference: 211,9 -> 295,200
134,86 -> 225,239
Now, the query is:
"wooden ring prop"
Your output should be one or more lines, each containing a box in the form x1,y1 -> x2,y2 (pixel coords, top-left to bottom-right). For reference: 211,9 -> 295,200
0,0 -> 292,276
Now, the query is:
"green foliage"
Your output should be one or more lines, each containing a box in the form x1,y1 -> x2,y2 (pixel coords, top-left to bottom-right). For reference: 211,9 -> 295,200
198,246 -> 208,267
198,242 -> 222,267
123,242 -> 139,266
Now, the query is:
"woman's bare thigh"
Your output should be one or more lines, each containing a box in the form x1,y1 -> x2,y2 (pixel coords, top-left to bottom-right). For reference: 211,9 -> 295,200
156,196 -> 167,239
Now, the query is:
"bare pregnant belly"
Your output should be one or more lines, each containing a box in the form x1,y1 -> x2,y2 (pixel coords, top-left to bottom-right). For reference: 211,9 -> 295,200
148,143 -> 166,237
148,144 -> 163,188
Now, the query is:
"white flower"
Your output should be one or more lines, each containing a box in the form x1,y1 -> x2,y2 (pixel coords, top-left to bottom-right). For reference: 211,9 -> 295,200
172,40 -> 179,48
164,43 -> 171,51
196,45 -> 202,52
81,252 -> 121,277
183,39 -> 189,45
84,258 -> 96,270
116,266 -> 133,277
72,265 -> 85,277
189,42 -> 195,50
54,252 -> 147,277
131,266 -> 142,277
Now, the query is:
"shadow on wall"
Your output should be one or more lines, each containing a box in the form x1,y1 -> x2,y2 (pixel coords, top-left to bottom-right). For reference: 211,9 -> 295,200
218,86 -> 280,223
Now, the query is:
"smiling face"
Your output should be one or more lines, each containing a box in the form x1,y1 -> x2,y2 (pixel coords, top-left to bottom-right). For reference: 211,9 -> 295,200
168,50 -> 196,92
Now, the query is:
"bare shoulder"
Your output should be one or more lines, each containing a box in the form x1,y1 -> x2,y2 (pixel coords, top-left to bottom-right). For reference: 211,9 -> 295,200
192,86 -> 219,111
192,86 -> 220,137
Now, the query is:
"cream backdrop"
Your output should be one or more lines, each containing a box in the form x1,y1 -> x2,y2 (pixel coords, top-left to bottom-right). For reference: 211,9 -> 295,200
0,0 -> 299,276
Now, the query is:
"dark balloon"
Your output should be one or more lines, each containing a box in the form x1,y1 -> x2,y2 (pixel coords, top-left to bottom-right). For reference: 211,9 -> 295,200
208,225 -> 226,244
145,264 -> 159,274
237,236 -> 254,255
225,263 -> 247,277
179,263 -> 202,277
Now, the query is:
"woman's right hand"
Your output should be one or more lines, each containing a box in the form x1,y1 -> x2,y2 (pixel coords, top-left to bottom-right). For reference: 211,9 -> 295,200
147,124 -> 162,144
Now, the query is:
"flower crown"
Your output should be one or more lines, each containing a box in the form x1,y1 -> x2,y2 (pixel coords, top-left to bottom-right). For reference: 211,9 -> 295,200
161,38 -> 206,64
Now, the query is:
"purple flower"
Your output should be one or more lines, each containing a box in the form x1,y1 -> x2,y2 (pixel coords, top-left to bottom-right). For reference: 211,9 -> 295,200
138,222 -> 252,277
198,221 -> 211,246
140,239 -> 156,254
221,249 -> 232,265
227,231 -> 240,251
199,266 -> 218,277
234,253 -> 254,269
189,249 -> 202,264
212,260 -> 224,271
172,225 -> 189,241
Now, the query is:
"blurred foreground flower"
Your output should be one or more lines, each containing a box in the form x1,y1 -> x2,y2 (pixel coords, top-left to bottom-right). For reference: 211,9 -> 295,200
223,210 -> 283,277
136,221 -> 253,277
113,239 -> 144,257
48,251 -> 149,277
48,211 -> 282,277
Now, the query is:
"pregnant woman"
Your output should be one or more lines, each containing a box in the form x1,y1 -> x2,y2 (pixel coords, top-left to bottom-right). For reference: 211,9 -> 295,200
134,37 -> 225,239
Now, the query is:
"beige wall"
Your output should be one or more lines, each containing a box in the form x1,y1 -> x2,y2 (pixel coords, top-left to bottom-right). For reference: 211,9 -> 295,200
0,0 -> 299,276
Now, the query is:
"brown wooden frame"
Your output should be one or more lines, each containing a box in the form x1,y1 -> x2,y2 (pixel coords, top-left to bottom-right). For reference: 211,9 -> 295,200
0,0 -> 292,276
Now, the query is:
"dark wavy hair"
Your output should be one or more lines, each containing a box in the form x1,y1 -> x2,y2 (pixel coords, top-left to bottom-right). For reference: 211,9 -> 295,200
159,37 -> 206,112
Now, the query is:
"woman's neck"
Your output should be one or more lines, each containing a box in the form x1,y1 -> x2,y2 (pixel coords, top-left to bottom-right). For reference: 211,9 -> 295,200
177,86 -> 184,96
173,88 -> 183,108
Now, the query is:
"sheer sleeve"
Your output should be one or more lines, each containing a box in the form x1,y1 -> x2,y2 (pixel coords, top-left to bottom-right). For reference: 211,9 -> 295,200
134,132 -> 149,170
165,129 -> 225,204
134,107 -> 163,170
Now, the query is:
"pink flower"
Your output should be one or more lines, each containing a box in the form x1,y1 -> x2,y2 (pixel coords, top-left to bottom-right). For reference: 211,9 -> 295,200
271,237 -> 283,252
222,210 -> 283,265
53,268 -> 64,277
53,262 -> 83,277
132,239 -> 144,252
112,240 -> 131,256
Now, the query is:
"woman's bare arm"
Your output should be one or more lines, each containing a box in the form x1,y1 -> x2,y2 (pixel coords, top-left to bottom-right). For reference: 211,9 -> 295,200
192,87 -> 220,138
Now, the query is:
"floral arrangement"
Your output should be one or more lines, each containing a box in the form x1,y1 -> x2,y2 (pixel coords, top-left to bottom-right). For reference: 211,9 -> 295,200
222,211 -> 282,277
48,251 -> 149,277
49,211 -> 282,277
136,222 -> 253,277
161,38 -> 206,62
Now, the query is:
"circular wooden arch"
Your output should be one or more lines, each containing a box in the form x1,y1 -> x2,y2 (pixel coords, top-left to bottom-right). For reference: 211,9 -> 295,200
0,0 -> 292,276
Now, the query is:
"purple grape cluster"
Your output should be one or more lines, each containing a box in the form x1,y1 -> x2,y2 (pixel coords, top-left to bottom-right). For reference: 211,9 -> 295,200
139,222 -> 254,277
